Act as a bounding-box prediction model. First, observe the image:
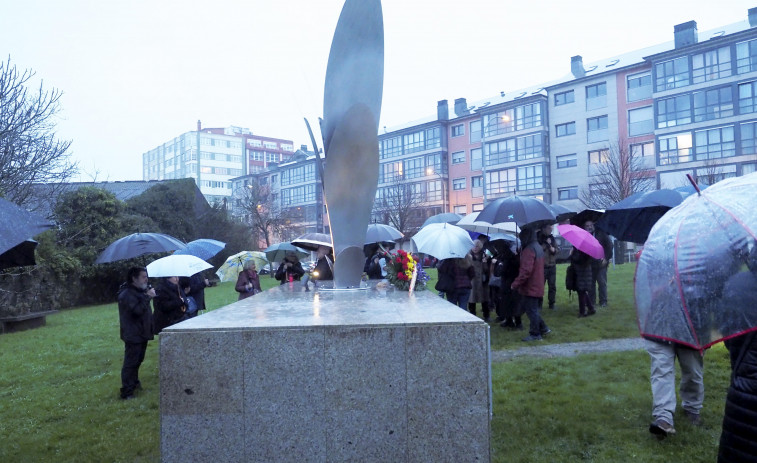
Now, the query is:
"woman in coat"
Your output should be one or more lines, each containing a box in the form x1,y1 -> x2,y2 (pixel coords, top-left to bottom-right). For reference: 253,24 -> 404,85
235,260 -> 262,300
153,276 -> 188,334
569,248 -> 596,317
466,239 -> 491,321
275,252 -> 306,284
438,256 -> 475,309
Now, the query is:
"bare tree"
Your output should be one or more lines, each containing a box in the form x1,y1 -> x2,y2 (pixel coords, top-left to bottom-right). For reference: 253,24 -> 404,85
580,137 -> 655,208
371,175 -> 429,236
696,158 -> 730,187
0,57 -> 77,207
233,180 -> 290,249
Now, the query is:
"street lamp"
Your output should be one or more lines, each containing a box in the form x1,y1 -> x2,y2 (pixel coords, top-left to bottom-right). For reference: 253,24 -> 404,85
426,167 -> 446,213
480,114 -> 511,205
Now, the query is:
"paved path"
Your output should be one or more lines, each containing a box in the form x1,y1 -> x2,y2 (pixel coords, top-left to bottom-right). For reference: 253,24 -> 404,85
491,337 -> 646,363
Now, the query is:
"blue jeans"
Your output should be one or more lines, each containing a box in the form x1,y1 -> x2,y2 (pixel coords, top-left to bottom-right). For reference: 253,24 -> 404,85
448,288 -> 471,309
522,295 -> 547,336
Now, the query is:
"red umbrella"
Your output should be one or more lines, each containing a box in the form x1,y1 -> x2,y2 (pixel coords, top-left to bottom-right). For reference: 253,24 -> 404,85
557,224 -> 604,259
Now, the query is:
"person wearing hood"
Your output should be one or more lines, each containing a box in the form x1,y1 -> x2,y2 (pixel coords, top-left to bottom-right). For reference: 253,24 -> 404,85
512,227 -> 550,341
117,267 -> 156,400
275,251 -> 306,284
153,276 -> 189,333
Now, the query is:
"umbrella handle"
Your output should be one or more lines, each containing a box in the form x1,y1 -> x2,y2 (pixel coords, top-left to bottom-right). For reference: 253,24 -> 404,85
686,174 -> 702,196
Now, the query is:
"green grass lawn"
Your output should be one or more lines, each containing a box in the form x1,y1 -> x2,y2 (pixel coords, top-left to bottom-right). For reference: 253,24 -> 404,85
0,267 -> 732,462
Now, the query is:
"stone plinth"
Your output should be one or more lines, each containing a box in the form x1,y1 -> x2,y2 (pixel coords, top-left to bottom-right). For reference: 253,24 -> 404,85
160,282 -> 490,462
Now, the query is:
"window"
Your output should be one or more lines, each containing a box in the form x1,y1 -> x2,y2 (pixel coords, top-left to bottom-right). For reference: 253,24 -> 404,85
737,38 -> 757,74
425,127 -> 441,149
588,149 -> 609,164
587,115 -> 608,143
426,181 -> 441,201
472,203 -> 484,212
451,124 -> 464,137
739,81 -> 757,115
403,131 -> 424,154
627,72 -> 652,102
380,136 -> 402,159
556,122 -> 576,137
630,142 -> 655,157
558,186 -> 578,200
469,120 -> 482,143
487,168 -> 516,195
452,178 -> 466,190
692,47 -> 732,84
517,164 -> 545,190
250,150 -> 263,161
483,111 -> 515,137
556,154 -> 577,169
628,106 -> 654,136
426,153 -> 442,174
265,152 -> 279,163
471,176 -> 482,188
586,82 -> 607,110
515,102 -> 542,130
403,157 -> 425,179
655,57 -> 689,91
517,134 -> 543,160
656,94 -> 691,128
694,126 -> 735,160
451,151 -> 465,164
658,133 -> 693,165
380,161 -> 402,182
470,148 -> 482,171
486,138 -> 516,165
554,90 -> 574,106
741,121 -> 757,155
454,205 -> 467,214
693,87 -> 733,122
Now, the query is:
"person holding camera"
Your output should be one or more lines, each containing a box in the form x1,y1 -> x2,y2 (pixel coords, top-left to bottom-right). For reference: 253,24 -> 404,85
275,251 -> 306,284
117,267 -> 156,400
537,223 -> 559,310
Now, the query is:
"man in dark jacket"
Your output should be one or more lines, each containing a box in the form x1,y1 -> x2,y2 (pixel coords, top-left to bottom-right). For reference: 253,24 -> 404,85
117,267 -> 156,400
584,220 -> 613,307
512,228 -> 550,341
537,223 -> 559,310
179,273 -> 210,317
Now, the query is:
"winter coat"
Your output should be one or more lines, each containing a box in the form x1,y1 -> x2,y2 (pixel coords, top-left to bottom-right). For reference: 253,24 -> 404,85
511,241 -> 544,298
153,279 -> 188,334
275,259 -> 305,284
439,258 -> 474,290
591,229 -> 613,264
364,254 -> 384,280
467,250 -> 489,303
537,230 -> 558,267
570,249 -> 594,292
719,331 -> 757,463
179,273 -> 208,311
236,269 -> 262,300
117,282 -> 154,343
312,256 -> 334,281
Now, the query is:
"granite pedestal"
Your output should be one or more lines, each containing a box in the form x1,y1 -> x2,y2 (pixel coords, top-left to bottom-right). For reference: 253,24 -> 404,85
160,282 -> 491,462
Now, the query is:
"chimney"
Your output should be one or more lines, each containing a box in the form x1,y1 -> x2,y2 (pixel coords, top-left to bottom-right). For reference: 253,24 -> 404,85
301,144 -> 308,151
674,21 -> 698,49
750,7 -> 757,27
197,120 -> 202,131
571,56 -> 585,78
453,98 -> 469,117
437,100 -> 449,120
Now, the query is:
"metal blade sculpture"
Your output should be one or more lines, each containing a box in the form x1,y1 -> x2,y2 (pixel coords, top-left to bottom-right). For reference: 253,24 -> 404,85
321,0 -> 384,288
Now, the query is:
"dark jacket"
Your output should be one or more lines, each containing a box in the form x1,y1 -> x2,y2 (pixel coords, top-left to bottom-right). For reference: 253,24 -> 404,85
570,249 -> 595,292
537,230 -> 558,267
592,229 -> 613,262
179,273 -> 208,311
153,279 -> 187,334
439,258 -> 474,290
719,332 -> 757,463
236,269 -> 262,300
313,255 -> 334,281
275,259 -> 306,284
364,254 -> 383,280
117,282 -> 154,343
512,241 -> 544,298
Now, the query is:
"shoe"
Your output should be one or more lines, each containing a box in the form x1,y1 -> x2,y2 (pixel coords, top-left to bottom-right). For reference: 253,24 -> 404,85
684,410 -> 702,426
549,304 -> 555,310
578,313 -> 586,318
499,320 -> 515,329
483,317 -> 491,323
121,394 -> 136,400
135,382 -> 142,390
541,328 -> 552,336
522,334 -> 543,342
587,309 -> 596,316
494,317 -> 505,323
514,324 -> 524,331
649,419 -> 676,436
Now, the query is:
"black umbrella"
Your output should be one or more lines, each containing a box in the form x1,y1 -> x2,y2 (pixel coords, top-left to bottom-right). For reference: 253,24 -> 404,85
477,196 -> 555,229
596,189 -> 684,244
95,232 -> 186,264
548,204 -> 576,223
570,209 -> 604,227
0,197 -> 54,258
0,239 -> 38,270
291,232 -> 332,252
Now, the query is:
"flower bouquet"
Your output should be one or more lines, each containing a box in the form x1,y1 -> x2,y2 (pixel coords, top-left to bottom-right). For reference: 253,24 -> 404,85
383,249 -> 428,291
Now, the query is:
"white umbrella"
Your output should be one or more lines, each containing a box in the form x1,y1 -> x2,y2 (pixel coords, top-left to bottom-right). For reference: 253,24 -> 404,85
146,254 -> 212,278
365,223 -> 404,244
411,223 -> 474,260
456,211 -> 519,235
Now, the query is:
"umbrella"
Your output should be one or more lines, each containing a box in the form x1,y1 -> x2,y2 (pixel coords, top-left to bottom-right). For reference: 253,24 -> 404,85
595,189 -> 684,244
365,223 -> 403,244
548,204 -> 576,223
570,209 -> 604,227
421,212 -> 463,228
215,251 -> 269,282
456,212 -> 519,235
146,254 -> 213,278
291,232 -> 332,252
0,239 -> 38,270
95,232 -> 186,264
634,172 -> 757,351
264,242 -> 309,263
412,223 -> 474,260
173,239 -> 226,261
557,224 -> 604,259
0,197 -> 54,258
476,196 -> 556,229
488,233 -> 519,244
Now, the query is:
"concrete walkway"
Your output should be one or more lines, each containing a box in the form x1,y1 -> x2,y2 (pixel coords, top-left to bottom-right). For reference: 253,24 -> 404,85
491,337 -> 646,363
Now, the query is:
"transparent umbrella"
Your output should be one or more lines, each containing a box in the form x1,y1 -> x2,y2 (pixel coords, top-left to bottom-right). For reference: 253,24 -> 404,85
412,223 -> 474,260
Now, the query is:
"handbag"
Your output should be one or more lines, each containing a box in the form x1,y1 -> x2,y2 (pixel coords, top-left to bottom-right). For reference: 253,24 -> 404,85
185,296 -> 199,315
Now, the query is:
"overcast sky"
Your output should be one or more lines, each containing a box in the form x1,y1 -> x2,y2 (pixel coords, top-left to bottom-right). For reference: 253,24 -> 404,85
2,0 -> 755,181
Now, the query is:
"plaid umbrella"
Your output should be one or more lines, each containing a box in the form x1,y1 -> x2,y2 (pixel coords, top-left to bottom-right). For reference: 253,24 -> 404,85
215,251 -> 268,282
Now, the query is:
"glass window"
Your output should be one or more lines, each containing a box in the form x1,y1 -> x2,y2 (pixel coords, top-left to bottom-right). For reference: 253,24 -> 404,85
515,102 -> 542,130
487,168 -> 517,195
472,203 -> 484,212
588,149 -> 609,164
426,153 -> 442,174
630,142 -> 655,157
692,47 -> 732,84
451,151 -> 466,164
656,94 -> 692,128
483,111 -> 515,137
655,57 -> 690,91
452,178 -> 466,190
454,205 -> 467,214
694,126 -> 735,160
693,87 -> 733,122
628,106 -> 654,136
425,127 -> 441,149
471,176 -> 482,188
658,133 -> 693,165
558,186 -> 578,200
586,82 -> 607,110
739,81 -> 757,115
556,154 -> 577,169
380,136 -> 402,159
380,161 -> 403,182
554,90 -> 574,106
517,164 -> 545,191
403,156 -> 425,179
469,120 -> 482,143
451,124 -> 464,137
556,122 -> 576,137
516,134 -> 543,160
471,148 -> 482,171
627,72 -> 652,102
486,138 -> 516,166
426,180 -> 441,201
403,131 -> 425,154
741,121 -> 757,155
737,38 -> 757,74
587,115 -> 608,131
